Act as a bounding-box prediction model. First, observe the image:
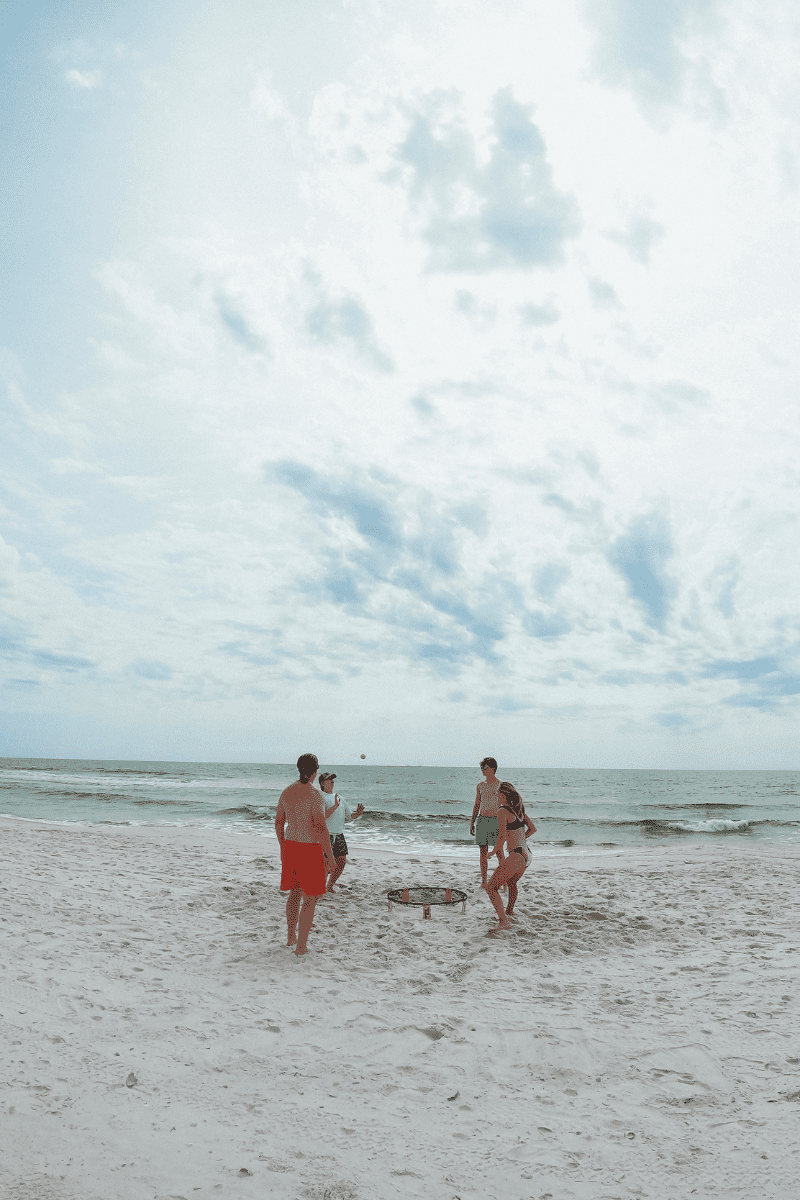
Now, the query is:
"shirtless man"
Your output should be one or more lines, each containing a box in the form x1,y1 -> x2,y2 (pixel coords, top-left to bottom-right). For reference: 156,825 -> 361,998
274,752 -> 335,956
469,756 -> 506,889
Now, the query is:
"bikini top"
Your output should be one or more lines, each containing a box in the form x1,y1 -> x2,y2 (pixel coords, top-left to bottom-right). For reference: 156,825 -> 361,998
500,803 -> 525,831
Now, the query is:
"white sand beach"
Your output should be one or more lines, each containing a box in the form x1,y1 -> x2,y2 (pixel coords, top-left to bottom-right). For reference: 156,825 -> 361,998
2,816 -> 799,1200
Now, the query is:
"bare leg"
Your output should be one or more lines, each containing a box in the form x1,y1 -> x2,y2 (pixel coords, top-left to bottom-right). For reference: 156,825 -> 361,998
486,845 -> 508,892
294,895 -> 318,955
505,877 -> 519,916
487,857 -> 525,931
285,888 -> 302,946
487,884 -> 510,928
479,845 -> 489,886
486,862 -> 513,929
327,855 -> 347,891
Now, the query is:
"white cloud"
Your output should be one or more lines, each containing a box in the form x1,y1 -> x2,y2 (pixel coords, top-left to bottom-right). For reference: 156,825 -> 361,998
3,0 -> 800,765
249,80 -> 293,125
64,68 -> 104,90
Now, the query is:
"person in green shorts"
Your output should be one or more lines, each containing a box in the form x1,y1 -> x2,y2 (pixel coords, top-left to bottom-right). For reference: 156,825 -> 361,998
469,756 -> 506,888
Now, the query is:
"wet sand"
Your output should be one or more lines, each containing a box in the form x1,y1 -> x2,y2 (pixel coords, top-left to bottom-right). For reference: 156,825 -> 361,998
2,815 -> 799,1199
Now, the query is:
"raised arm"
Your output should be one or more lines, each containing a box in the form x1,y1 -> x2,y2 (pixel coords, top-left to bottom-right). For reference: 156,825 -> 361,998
324,796 -> 340,820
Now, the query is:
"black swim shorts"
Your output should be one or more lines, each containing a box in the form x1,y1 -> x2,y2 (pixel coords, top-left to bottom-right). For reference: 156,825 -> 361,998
331,833 -> 348,858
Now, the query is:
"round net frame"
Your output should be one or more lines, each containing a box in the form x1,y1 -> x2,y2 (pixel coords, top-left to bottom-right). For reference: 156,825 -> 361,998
387,886 -> 467,919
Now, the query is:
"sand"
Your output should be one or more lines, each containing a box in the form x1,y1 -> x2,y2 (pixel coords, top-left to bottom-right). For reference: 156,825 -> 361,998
1,816 -> 799,1200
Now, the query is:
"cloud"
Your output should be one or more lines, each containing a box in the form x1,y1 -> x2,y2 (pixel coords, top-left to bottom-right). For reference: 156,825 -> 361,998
307,293 -> 393,372
249,80 -> 293,124
410,394 -> 436,418
523,610 -> 572,640
65,69 -> 104,90
607,512 -> 677,630
584,0 -> 720,107
0,626 -> 94,673
454,290 -> 496,323
533,563 -> 570,600
588,277 -> 622,310
718,659 -> 800,708
519,300 -> 560,326
702,656 -> 780,680
214,294 -> 268,352
491,696 -> 533,713
655,711 -> 692,727
265,459 -> 507,667
396,88 -> 580,271
649,380 -> 710,411
268,461 -> 403,551
709,558 -> 738,619
607,213 -> 666,263
130,659 -> 173,680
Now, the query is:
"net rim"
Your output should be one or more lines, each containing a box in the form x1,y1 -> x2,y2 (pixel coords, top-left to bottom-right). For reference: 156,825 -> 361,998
386,885 -> 467,906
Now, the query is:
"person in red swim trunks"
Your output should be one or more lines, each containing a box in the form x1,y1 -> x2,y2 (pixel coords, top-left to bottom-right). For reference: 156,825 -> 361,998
275,753 -> 335,956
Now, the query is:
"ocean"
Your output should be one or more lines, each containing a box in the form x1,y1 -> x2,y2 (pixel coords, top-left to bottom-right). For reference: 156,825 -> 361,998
1,759 -> 798,860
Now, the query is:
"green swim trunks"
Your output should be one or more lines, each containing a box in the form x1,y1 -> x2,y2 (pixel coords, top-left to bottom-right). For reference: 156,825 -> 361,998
475,815 -> 500,847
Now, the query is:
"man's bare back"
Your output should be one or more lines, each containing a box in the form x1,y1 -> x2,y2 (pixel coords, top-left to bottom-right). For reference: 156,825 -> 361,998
276,754 -> 337,956
275,780 -> 331,848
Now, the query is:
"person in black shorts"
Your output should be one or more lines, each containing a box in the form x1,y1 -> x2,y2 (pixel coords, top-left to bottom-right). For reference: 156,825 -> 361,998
319,772 -> 365,891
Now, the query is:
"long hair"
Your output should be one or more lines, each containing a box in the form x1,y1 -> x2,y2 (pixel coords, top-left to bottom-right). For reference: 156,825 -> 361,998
498,781 -> 524,821
296,752 -> 319,784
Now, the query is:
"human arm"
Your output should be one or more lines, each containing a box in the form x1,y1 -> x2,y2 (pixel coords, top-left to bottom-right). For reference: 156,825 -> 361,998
324,795 -> 340,820
274,797 -> 286,849
469,786 -> 481,833
524,813 -> 537,838
493,806 -> 507,857
349,803 -> 365,820
311,798 -> 335,871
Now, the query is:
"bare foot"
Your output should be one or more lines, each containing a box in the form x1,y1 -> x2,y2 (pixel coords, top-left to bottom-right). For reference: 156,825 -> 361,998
286,938 -> 297,948
294,946 -> 309,956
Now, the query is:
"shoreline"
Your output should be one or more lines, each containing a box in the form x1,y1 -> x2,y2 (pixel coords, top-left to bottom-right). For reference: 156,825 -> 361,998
2,816 -> 799,1199
0,809 -> 792,865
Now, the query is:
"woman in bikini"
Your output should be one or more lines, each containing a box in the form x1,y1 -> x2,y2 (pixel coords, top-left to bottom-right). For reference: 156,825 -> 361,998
485,781 -> 536,932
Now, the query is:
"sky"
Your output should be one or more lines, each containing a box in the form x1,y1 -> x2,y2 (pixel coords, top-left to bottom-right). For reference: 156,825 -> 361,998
2,0 -> 800,767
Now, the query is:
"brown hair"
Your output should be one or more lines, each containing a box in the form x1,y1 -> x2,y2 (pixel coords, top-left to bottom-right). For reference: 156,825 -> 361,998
499,781 -> 524,821
296,753 -> 319,784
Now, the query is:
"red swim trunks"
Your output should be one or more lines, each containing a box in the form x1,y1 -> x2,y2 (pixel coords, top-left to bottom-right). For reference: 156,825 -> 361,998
280,840 -> 326,896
